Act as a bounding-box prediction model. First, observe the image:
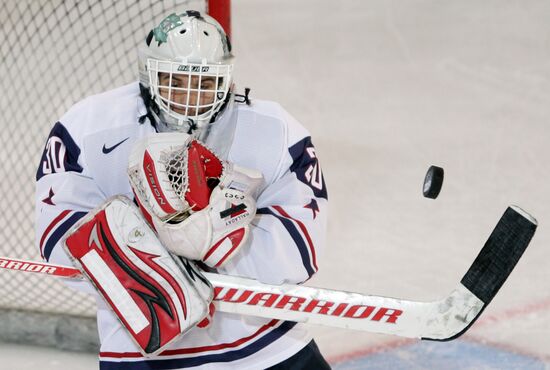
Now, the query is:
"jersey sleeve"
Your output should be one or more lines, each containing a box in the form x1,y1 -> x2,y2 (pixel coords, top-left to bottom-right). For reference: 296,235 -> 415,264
35,121 -> 105,266
221,132 -> 328,285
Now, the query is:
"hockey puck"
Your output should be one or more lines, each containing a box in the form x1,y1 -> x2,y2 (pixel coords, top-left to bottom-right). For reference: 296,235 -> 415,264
423,165 -> 444,199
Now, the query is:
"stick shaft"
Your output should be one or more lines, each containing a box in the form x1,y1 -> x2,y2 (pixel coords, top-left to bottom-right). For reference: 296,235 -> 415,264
0,257 -> 83,279
0,256 -> 476,339
0,206 -> 536,340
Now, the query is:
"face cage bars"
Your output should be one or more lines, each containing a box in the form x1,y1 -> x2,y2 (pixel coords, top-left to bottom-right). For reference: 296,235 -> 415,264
147,59 -> 232,124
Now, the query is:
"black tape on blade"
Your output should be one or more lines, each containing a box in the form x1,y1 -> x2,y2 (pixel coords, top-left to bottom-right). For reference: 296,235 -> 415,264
460,206 -> 537,305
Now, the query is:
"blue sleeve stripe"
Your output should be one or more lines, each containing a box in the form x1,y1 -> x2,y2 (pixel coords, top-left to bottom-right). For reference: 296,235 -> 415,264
257,207 -> 316,278
43,211 -> 87,262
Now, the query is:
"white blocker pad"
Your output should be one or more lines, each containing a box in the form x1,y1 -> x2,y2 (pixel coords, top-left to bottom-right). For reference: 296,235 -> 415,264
62,196 -> 213,356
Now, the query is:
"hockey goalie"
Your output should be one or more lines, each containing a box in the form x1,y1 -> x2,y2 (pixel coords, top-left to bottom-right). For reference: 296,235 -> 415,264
36,12 -> 330,368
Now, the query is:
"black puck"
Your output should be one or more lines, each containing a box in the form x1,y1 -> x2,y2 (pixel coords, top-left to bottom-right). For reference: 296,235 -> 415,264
423,165 -> 444,199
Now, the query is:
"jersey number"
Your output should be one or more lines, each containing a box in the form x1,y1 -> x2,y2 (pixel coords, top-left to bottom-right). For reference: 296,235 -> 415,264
289,137 -> 327,200
42,136 -> 66,175
304,147 -> 323,191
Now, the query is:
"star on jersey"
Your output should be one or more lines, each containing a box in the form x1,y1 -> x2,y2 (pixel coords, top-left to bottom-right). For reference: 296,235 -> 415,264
42,187 -> 55,205
304,199 -> 319,219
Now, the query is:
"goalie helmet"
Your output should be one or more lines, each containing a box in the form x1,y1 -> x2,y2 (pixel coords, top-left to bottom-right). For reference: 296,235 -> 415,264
138,11 -> 233,134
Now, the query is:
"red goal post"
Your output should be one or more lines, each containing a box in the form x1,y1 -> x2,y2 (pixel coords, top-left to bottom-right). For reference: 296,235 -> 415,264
208,0 -> 232,39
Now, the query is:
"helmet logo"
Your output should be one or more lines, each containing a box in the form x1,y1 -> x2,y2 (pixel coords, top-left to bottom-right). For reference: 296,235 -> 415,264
177,65 -> 210,72
153,13 -> 183,44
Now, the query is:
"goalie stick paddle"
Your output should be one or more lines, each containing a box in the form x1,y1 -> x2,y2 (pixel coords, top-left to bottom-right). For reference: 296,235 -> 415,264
0,205 -> 537,340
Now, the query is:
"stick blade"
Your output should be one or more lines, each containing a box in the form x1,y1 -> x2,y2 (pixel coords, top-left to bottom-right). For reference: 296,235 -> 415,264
460,205 -> 537,305
424,206 -> 537,342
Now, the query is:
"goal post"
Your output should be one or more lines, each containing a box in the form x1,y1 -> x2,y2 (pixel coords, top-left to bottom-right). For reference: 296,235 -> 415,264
0,0 -> 230,351
208,0 -> 232,39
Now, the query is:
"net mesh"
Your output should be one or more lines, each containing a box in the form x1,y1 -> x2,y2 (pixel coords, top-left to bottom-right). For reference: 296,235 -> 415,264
0,0 -> 207,318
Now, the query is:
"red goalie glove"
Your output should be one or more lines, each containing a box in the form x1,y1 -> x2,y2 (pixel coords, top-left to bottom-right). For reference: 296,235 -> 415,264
128,133 -> 224,222
128,133 -> 264,268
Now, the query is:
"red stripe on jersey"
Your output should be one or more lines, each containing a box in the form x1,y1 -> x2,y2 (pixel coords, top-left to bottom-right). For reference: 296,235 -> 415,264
272,206 -> 318,272
39,210 -> 71,258
99,319 -> 280,359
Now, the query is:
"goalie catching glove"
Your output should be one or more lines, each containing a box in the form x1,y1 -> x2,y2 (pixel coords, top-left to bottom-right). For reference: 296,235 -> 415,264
62,196 -> 213,356
128,133 -> 263,268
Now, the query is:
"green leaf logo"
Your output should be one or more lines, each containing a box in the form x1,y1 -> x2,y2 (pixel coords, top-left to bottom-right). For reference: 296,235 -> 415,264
153,13 -> 183,45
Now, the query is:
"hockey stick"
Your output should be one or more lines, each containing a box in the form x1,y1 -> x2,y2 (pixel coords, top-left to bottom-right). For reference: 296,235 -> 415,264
0,205 -> 536,340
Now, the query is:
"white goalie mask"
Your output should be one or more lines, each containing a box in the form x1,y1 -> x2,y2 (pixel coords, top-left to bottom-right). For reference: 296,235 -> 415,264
138,11 -> 233,133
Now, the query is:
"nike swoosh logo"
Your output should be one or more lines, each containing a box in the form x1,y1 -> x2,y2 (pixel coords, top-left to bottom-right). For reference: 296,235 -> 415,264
102,137 -> 130,154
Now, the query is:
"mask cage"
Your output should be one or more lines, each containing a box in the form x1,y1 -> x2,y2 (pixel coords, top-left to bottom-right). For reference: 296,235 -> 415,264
147,59 -> 233,128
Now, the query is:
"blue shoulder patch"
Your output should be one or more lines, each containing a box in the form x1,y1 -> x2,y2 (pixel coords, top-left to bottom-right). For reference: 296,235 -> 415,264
36,121 -> 83,181
289,137 -> 328,200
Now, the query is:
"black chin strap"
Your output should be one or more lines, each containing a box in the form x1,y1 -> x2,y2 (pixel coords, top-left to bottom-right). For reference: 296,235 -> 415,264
234,87 -> 251,105
187,120 -> 198,134
138,83 -> 160,131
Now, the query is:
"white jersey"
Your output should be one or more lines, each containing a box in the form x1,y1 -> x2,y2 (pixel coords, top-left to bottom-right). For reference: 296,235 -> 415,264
35,82 -> 328,369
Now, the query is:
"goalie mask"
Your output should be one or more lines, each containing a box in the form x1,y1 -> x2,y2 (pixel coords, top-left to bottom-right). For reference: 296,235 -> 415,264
138,11 -> 233,134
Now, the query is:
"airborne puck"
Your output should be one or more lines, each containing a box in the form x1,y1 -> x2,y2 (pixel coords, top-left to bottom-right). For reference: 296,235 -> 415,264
423,165 -> 444,199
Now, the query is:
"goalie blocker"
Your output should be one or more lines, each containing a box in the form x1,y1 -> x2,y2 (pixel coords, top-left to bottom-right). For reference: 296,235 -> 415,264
62,196 -> 214,356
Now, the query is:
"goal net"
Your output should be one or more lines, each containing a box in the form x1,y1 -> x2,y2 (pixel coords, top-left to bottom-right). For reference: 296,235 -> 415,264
0,0 -> 229,350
